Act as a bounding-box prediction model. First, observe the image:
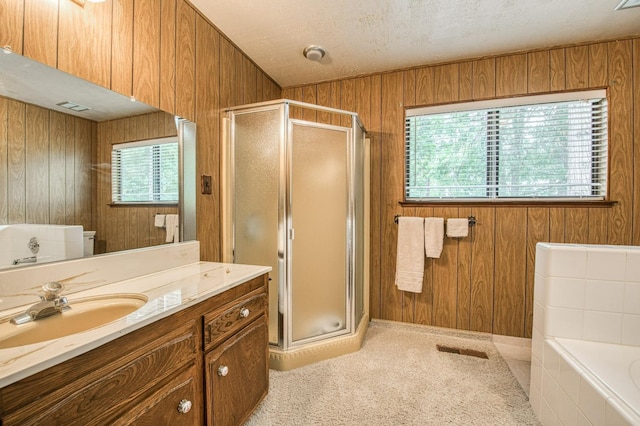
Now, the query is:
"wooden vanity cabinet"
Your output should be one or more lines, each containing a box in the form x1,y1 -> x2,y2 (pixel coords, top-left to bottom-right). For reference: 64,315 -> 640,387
0,273 -> 269,425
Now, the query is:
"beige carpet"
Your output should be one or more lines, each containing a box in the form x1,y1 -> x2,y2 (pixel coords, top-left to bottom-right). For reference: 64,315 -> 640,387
246,320 -> 540,425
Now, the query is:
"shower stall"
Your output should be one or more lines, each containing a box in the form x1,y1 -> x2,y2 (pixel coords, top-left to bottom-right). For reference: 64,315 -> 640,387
222,100 -> 368,370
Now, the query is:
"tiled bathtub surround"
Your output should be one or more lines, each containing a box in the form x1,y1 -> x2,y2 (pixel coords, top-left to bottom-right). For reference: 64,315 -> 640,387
0,224 -> 84,268
531,243 -> 640,425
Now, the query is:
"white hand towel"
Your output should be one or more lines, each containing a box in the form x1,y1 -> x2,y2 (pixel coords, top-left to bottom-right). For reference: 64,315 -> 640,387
395,217 -> 425,293
165,214 -> 179,243
154,214 -> 166,228
447,218 -> 468,238
424,217 -> 444,258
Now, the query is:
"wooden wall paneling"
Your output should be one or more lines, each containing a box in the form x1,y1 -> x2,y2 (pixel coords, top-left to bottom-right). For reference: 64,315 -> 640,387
329,81 -> 342,125
94,120 -> 110,253
354,76 -> 371,133
380,71 -> 404,321
243,58 -> 258,105
470,207 -> 494,333
159,0 -> 176,114
496,54 -> 528,97
288,87 -> 303,119
472,58 -> 495,99
606,40 -> 634,245
64,115 -> 75,225
233,48 -> 244,106
549,208 -> 565,242
0,0 -> 24,54
404,69 -> 416,108
635,39 -> 640,245
493,208 -> 527,337
23,0 -> 58,68
400,206 -> 417,323
316,82 -> 332,124
132,0 -> 161,108
456,206 -> 473,330
566,45 -> 589,90
549,48 -> 566,91
75,119 -> 93,230
527,51 -> 550,94
413,206 -> 434,325
588,42 -> 609,244
458,61 -> 473,101
7,100 -> 25,224
195,14 -> 220,262
175,0 -> 195,121
219,39 -> 237,109
302,86 -> 317,122
432,206 -> 459,329
58,0 -> 112,89
136,207 -> 149,248
255,72 -> 264,102
341,79 -> 355,128
434,64 -> 459,104
110,0 -> 133,96
0,98 -> 7,223
25,105 -> 49,224
368,74 -> 382,319
564,209 -> 589,243
415,66 -> 434,105
526,208 -> 549,337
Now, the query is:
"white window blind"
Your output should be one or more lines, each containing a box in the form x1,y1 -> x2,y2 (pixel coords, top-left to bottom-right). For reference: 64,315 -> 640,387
405,90 -> 608,201
111,137 -> 179,204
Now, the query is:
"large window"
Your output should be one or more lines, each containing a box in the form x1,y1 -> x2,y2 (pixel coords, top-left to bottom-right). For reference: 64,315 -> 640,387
405,90 -> 608,201
111,137 -> 179,204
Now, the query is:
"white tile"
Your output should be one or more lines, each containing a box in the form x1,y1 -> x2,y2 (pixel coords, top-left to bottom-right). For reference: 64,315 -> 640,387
532,327 -> 544,361
576,409 -> 592,426
578,374 -> 606,426
536,243 -> 549,275
540,394 -> 559,426
535,273 -> 547,304
625,249 -> 640,282
543,340 -> 561,380
543,368 -> 560,416
529,383 -> 541,420
545,307 -> 584,339
623,283 -> 640,315
586,247 -> 627,282
558,354 -> 581,404
621,314 -> 640,346
556,387 -> 579,426
547,277 -> 586,309
534,302 -> 545,336
585,280 -> 624,313
583,311 -> 622,344
531,357 -> 543,395
548,245 -> 587,278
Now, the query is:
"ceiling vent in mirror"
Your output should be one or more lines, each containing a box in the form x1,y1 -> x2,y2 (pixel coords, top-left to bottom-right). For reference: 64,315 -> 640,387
56,101 -> 91,112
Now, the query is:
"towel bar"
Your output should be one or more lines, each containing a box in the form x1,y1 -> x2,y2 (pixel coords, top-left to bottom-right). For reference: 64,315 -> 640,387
393,215 -> 476,227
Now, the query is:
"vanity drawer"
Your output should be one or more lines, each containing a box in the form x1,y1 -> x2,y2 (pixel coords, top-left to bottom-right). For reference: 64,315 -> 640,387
204,290 -> 266,351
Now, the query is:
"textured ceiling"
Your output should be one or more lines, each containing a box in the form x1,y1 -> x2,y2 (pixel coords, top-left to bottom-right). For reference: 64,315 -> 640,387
190,0 -> 640,88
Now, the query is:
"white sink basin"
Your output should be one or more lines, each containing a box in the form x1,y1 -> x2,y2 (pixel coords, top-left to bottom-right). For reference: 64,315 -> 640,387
0,295 -> 147,349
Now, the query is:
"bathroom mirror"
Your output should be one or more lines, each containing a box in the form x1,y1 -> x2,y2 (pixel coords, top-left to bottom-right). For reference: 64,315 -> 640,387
0,52 -> 196,270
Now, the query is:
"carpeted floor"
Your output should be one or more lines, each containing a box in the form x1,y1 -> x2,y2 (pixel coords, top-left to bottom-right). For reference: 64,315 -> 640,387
246,320 -> 541,425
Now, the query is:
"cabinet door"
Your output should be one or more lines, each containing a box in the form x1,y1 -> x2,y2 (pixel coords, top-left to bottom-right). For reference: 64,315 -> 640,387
205,317 -> 268,426
114,366 -> 201,426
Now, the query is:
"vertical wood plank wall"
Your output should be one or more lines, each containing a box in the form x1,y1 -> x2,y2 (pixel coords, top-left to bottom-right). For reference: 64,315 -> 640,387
0,0 -> 281,262
0,96 -> 94,231
284,37 -> 639,337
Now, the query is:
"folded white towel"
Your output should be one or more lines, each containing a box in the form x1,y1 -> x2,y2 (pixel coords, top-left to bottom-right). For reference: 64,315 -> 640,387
395,217 -> 425,293
424,217 -> 444,258
154,214 -> 166,228
447,218 -> 468,238
165,214 -> 179,243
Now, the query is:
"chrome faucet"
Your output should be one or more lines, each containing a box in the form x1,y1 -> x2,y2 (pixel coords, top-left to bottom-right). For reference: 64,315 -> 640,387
10,282 -> 71,325
12,256 -> 37,265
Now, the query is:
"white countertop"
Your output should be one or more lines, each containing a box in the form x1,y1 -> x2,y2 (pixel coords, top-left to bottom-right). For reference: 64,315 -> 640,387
0,261 -> 271,388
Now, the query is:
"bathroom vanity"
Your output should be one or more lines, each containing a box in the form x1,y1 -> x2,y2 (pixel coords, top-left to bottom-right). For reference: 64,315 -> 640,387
0,242 -> 270,425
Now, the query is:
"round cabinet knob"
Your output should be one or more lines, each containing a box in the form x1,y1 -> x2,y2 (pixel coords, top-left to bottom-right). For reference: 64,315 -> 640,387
177,399 -> 192,414
217,365 -> 229,377
239,307 -> 250,318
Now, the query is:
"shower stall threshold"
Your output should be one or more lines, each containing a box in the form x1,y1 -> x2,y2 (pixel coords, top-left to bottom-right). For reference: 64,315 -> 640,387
269,314 -> 369,371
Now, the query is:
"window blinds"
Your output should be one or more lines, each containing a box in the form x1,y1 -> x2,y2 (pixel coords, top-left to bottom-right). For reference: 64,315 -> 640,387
405,91 -> 608,201
111,138 -> 179,203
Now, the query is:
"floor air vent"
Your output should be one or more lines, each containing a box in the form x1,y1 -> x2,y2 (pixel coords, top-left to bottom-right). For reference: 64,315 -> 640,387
436,344 -> 488,359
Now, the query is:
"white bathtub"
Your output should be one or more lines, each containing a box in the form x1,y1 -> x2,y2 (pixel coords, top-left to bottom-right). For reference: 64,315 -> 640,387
0,224 -> 84,268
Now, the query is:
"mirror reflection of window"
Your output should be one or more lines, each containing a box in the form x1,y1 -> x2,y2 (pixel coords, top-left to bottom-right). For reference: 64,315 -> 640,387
111,137 -> 179,204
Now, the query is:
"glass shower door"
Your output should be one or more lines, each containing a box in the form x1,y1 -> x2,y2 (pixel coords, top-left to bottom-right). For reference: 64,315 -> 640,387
289,121 -> 350,344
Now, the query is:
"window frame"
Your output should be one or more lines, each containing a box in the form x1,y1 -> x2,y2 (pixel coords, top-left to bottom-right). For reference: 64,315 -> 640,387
402,89 -> 611,206
111,136 -> 180,206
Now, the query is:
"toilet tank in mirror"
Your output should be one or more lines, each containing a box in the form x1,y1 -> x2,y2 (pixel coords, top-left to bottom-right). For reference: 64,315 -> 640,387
0,52 -> 197,270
